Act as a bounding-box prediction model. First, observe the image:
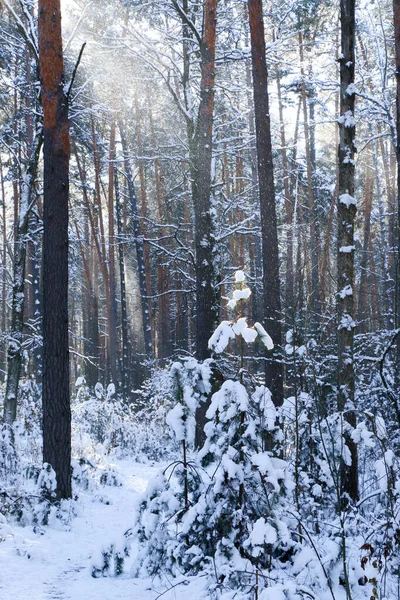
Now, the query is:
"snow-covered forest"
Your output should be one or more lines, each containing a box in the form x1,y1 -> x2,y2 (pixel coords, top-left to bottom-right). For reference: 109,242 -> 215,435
0,0 -> 399,598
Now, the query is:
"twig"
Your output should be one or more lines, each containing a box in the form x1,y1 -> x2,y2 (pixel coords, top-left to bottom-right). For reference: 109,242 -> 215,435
154,579 -> 189,599
66,42 -> 87,103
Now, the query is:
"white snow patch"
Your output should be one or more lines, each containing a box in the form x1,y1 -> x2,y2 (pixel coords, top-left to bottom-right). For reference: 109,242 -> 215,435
339,193 -> 356,208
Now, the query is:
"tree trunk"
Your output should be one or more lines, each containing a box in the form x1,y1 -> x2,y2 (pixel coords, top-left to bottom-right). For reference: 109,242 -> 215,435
39,0 -> 71,500
248,0 -> 283,406
337,0 -> 358,505
107,119 -> 119,384
393,0 -> 400,392
192,0 -> 219,362
275,59 -> 293,313
114,168 -> 134,393
298,31 -> 320,320
358,161 -> 373,333
0,158 -> 7,382
119,123 -> 153,360
3,133 -> 42,424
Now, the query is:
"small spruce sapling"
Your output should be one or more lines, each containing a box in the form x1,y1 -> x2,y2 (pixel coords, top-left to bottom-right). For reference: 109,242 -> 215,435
209,271 -> 274,362
128,272 -> 295,591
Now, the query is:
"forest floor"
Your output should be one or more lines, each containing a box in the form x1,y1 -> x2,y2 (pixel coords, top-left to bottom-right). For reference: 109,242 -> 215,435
0,459 -> 205,600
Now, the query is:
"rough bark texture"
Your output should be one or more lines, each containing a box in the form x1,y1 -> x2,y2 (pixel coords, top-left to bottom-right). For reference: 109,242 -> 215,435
3,133 -> 42,424
193,0 -> 219,362
248,0 -> 283,406
393,0 -> 400,391
39,0 -> 71,500
337,0 -> 358,505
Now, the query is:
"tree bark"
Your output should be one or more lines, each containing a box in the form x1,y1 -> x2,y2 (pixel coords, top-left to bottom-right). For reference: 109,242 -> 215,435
3,132 -> 42,424
248,0 -> 283,406
107,119 -> 119,384
39,0 -> 71,499
192,0 -> 219,362
337,0 -> 358,505
119,123 -> 153,360
393,0 -> 400,393
114,168 -> 133,393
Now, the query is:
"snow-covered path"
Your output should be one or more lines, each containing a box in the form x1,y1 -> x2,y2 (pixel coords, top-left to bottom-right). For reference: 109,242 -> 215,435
0,461 -> 167,600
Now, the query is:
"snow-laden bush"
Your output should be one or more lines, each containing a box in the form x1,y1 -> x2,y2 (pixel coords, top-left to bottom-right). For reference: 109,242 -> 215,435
72,372 -> 179,462
128,377 -> 295,589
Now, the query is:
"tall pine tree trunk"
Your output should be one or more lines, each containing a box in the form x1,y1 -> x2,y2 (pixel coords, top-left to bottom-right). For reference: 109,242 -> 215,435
248,0 -> 283,406
119,123 -> 153,360
393,0 -> 400,393
337,0 -> 358,505
192,0 -> 219,362
107,120 -> 119,384
39,0 -> 71,499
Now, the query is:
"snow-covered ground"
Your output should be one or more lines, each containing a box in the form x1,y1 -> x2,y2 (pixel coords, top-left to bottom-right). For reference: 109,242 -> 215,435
0,460 -> 205,600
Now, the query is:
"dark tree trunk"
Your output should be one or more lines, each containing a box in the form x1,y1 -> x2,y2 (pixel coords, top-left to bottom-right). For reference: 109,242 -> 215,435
39,0 -> 71,500
0,159 -> 6,382
73,146 -> 99,387
248,0 -> 283,406
192,0 -> 219,362
107,120 -> 119,384
119,123 -> 153,360
393,0 -> 400,392
3,133 -> 42,424
337,0 -> 358,506
114,168 -> 133,393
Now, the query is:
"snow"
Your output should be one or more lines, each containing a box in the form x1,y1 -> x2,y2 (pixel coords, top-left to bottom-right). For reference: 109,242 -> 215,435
240,326 -> 257,343
0,460 -> 189,600
232,287 -> 251,301
339,245 -> 355,253
346,83 -> 357,95
338,110 -> 356,127
253,322 -> 274,350
208,320 -> 235,353
338,314 -> 356,330
339,285 -> 353,298
339,192 -> 356,207
234,270 -> 245,283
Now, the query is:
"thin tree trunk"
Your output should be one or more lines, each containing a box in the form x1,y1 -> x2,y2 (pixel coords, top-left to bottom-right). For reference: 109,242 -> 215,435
1,158 -> 7,381
3,133 -> 42,424
275,59 -> 293,312
114,168 -> 132,393
299,30 -> 320,319
119,123 -> 153,359
248,0 -> 283,405
392,0 -> 400,392
136,94 -> 154,346
358,162 -> 373,332
39,0 -> 71,499
91,122 -> 111,380
148,100 -> 172,359
337,0 -> 358,505
107,119 -> 119,383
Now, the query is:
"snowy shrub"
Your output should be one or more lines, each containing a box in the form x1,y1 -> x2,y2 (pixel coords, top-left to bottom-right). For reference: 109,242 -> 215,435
105,376 -> 297,596
72,383 -> 176,462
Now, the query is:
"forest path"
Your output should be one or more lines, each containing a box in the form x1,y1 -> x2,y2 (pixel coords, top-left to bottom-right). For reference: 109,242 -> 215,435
0,460 -> 160,600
